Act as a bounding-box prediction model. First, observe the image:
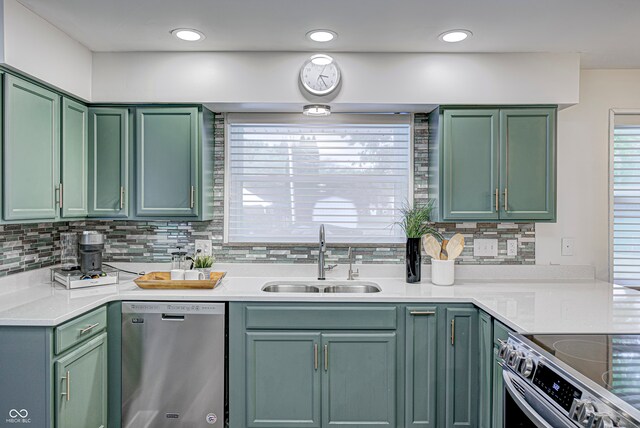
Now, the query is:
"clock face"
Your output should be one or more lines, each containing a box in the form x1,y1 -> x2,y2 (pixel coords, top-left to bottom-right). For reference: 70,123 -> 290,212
300,55 -> 341,96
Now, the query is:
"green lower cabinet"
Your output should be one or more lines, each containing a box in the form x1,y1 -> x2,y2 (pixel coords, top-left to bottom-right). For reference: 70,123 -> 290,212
404,307 -> 438,428
55,332 -> 108,428
443,307 -> 479,428
322,333 -> 396,428
246,332 -> 322,428
61,98 -> 88,218
478,312 -> 493,428
492,321 -> 511,428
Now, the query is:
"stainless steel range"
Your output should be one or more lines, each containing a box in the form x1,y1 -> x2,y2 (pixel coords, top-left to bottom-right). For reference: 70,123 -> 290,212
498,333 -> 640,427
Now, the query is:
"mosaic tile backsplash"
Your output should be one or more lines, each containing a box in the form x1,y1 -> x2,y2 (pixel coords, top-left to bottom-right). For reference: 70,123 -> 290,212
0,113 -> 535,276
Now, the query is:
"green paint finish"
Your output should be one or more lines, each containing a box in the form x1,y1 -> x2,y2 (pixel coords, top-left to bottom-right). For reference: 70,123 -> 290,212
404,307 -> 437,428
322,333 -> 396,427
54,306 -> 107,355
4,75 -> 60,220
500,108 -> 556,221
106,302 -> 122,428
478,312 -> 493,428
444,307 -> 478,428
246,331 -> 321,427
55,332 -> 107,428
136,107 -> 198,217
61,98 -> 89,218
245,305 -> 397,330
492,320 -> 511,428
442,110 -> 500,221
88,108 -> 129,217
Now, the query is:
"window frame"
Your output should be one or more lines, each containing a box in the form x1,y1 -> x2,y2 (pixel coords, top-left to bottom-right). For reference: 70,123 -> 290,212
223,112 -> 415,245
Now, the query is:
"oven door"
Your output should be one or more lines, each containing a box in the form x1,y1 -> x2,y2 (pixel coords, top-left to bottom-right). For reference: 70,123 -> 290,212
503,367 -> 578,428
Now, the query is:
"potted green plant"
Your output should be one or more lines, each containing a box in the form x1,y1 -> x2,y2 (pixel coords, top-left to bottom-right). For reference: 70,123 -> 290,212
396,200 -> 443,283
194,255 -> 214,279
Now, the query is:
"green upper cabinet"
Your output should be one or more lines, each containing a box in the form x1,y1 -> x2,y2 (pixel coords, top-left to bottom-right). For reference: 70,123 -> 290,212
4,75 -> 60,221
61,98 -> 88,218
245,331 -> 322,428
322,333 -> 396,428
434,106 -> 557,222
443,307 -> 478,428
136,107 -> 199,217
55,332 -> 108,428
404,307 -> 438,428
88,108 -> 129,217
499,108 -> 556,221
442,109 -> 500,221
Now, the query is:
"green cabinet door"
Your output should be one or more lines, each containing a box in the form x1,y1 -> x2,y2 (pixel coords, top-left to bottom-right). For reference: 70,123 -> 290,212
246,331 -> 321,428
61,98 -> 88,218
4,75 -> 60,220
322,333 -> 396,428
405,307 -> 438,428
443,307 -> 478,428
492,321 -> 511,428
136,107 -> 199,217
499,108 -> 556,221
88,108 -> 129,217
55,333 -> 107,428
442,109 -> 500,221
478,312 -> 493,428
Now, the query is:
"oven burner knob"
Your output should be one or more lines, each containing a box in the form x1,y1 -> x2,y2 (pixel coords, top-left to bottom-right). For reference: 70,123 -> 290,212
579,402 -> 597,426
509,350 -> 525,369
570,399 -> 587,421
519,357 -> 535,378
592,414 -> 614,428
498,342 -> 511,359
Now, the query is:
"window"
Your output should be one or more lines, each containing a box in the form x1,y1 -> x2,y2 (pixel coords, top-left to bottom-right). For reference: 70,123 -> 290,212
225,114 -> 412,244
612,114 -> 640,285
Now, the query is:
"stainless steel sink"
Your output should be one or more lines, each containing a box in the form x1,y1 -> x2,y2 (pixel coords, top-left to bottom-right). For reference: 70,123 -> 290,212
262,280 -> 380,293
323,284 -> 381,293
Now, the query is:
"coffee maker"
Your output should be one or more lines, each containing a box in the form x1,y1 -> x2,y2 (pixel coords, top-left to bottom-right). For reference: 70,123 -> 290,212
79,231 -> 105,276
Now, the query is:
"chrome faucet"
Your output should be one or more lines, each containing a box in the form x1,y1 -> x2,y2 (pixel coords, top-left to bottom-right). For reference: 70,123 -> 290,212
347,247 -> 359,280
318,224 -> 336,280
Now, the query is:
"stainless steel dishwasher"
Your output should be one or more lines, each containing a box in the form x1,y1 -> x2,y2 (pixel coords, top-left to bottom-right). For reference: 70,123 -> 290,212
122,302 -> 225,427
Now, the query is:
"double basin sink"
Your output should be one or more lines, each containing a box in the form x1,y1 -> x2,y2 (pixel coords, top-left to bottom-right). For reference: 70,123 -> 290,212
262,280 -> 381,294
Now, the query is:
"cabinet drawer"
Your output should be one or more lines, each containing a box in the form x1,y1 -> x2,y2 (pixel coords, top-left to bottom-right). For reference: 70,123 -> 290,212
55,306 -> 107,354
245,305 -> 397,330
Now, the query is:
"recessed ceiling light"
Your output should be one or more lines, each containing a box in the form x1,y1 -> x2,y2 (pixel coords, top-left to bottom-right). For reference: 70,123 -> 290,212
303,104 -> 331,116
307,30 -> 337,43
171,28 -> 205,42
439,29 -> 472,43
311,54 -> 333,66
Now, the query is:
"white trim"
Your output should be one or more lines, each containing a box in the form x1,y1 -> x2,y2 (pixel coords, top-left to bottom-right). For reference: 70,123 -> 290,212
223,112 -> 231,244
609,108 -> 640,283
226,112 -> 412,126
409,113 -> 415,207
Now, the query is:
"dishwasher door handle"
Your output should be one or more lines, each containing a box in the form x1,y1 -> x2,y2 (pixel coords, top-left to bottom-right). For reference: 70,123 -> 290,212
161,314 -> 185,321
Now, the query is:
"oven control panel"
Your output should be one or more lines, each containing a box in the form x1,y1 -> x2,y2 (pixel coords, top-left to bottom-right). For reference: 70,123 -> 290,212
498,336 -> 638,428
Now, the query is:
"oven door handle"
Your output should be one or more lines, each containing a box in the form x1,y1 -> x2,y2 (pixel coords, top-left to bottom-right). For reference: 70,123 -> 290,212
502,368 -> 576,428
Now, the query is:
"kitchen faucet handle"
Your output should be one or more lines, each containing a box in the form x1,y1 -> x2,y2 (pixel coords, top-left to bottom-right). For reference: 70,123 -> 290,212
326,264 -> 338,271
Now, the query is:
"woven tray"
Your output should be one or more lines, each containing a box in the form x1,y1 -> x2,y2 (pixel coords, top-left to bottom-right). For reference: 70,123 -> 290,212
134,271 -> 226,289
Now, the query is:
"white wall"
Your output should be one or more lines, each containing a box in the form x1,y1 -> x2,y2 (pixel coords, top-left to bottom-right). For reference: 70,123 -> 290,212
536,70 -> 640,281
92,51 -> 579,107
0,0 -> 92,100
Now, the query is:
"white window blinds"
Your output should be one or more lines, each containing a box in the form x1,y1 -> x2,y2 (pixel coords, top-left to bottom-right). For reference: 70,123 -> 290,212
613,122 -> 640,285
226,114 -> 411,244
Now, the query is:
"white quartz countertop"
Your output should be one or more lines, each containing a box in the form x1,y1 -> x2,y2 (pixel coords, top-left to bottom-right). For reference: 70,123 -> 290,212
1,262 -> 639,334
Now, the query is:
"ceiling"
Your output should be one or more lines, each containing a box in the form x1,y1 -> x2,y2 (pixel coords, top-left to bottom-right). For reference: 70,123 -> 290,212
16,0 -> 640,68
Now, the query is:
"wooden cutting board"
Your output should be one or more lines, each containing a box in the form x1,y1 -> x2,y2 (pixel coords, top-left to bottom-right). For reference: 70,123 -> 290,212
134,271 -> 226,290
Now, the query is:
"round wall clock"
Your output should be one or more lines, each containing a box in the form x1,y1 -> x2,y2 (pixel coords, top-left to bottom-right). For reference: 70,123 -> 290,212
299,54 -> 341,96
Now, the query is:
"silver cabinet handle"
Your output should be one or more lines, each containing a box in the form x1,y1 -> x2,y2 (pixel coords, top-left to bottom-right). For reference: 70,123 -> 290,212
60,370 -> 70,401
410,311 -> 435,316
495,188 -> 498,212
451,319 -> 455,345
324,344 -> 328,371
189,185 -> 195,209
59,183 -> 63,208
119,186 -> 125,210
314,343 -> 318,370
79,322 -> 100,334
504,188 -> 508,211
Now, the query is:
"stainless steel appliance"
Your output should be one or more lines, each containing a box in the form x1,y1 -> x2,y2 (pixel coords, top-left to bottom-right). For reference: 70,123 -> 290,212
498,333 -> 640,427
122,302 -> 226,428
79,231 -> 105,275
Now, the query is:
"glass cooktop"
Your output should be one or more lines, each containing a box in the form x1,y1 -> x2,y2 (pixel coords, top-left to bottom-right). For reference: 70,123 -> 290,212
526,334 -> 640,411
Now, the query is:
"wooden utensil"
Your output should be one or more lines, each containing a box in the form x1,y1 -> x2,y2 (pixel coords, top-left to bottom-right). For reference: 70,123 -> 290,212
446,234 -> 465,260
422,235 -> 441,260
440,239 -> 449,260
